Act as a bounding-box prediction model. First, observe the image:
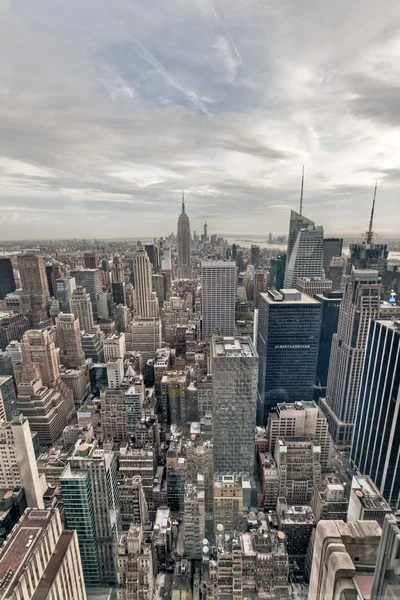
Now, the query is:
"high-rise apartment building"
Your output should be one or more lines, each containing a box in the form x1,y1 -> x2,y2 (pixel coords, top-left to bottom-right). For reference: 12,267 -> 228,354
56,313 -> 86,368
71,286 -> 94,333
257,289 -> 322,424
116,523 -> 154,600
0,258 -> 16,299
0,508 -> 87,600
61,440 -> 121,586
21,329 -> 60,387
56,276 -> 76,313
18,254 -> 50,328
284,218 -> 324,288
133,249 -> 159,317
127,317 -> 162,362
118,475 -> 149,531
70,268 -> 102,320
314,291 -> 343,398
321,268 -> 381,444
274,437 -> 321,504
351,319 -> 400,510
0,310 -> 29,351
101,387 -> 127,443
184,477 -> 205,559
201,261 -> 236,339
211,336 -> 258,478
103,332 -> 126,362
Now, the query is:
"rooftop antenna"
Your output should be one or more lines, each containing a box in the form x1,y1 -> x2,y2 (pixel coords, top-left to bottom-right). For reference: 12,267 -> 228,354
299,166 -> 304,215
366,181 -> 377,244
181,190 -> 185,214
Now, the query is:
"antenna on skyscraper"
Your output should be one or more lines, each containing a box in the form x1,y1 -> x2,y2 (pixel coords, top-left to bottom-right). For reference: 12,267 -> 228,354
299,166 -> 305,215
366,181 -> 377,244
182,190 -> 185,214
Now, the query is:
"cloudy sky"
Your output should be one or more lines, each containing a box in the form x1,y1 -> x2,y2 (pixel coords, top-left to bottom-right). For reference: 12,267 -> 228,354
1,0 -> 400,240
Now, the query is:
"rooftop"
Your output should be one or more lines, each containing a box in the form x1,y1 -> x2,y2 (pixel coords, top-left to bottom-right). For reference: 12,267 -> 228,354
261,290 -> 320,305
212,336 -> 257,358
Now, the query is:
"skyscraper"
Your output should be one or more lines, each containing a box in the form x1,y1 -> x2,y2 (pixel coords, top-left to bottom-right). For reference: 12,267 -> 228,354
201,261 -> 236,339
250,245 -> 260,269
56,276 -> 76,313
71,286 -> 94,332
284,219 -> 324,288
253,269 -> 266,308
112,255 -> 125,283
323,238 -> 343,270
211,335 -> 258,478
314,291 -> 343,399
17,254 -> 50,328
21,329 -> 60,387
70,268 -> 102,320
351,318 -> 400,510
56,313 -> 86,368
321,268 -> 381,444
286,210 -> 315,265
0,258 -> 16,299
269,254 -> 287,291
84,251 -> 97,269
177,193 -> 192,279
133,249 -> 159,317
257,289 -> 322,424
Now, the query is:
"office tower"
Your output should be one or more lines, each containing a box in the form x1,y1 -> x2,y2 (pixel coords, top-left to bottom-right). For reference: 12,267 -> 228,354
284,220 -> 324,288
4,339 -> 22,364
112,281 -> 126,306
296,276 -> 332,297
119,447 -> 156,507
211,336 -> 258,478
134,249 -> 159,317
0,258 -> 16,299
116,523 -> 154,600
161,297 -> 189,344
104,332 -> 126,362
213,475 -> 247,534
269,254 -> 287,291
0,415 -> 44,508
0,350 -> 15,380
101,387 -> 127,443
235,247 -> 244,272
56,313 -> 86,368
323,237 -> 343,268
257,289 -> 322,424
371,513 -> 400,599
201,261 -> 236,339
119,475 -> 149,531
46,261 -> 63,297
152,273 -> 165,304
0,311 -> 29,350
81,327 -> 104,363
348,476 -> 392,526
250,244 -> 260,269
112,255 -> 124,283
161,371 -> 188,424
21,329 -> 59,387
0,507 -> 87,600
274,437 -> 321,504
145,243 -> 160,273
351,319 -> 400,509
84,251 -> 97,269
17,254 -> 50,328
203,221 -> 208,242
125,378 -> 145,433
253,269 -> 266,308
286,210 -> 315,263
184,478 -> 205,559
197,374 -> 213,418
153,507 -> 172,572
312,475 -> 348,522
4,289 -> 22,312
61,440 -> 121,586
55,276 -> 76,313
0,375 -> 17,420
70,268 -> 102,320
71,286 -> 94,332
268,401 -> 332,468
127,317 -> 162,361
59,365 -> 89,406
106,357 -> 124,388
314,291 -> 343,398
309,520 -> 381,600
321,268 -> 381,444
115,304 -> 130,333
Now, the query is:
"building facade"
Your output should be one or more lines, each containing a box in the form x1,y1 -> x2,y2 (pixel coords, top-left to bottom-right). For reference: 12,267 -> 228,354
177,196 -> 192,279
201,261 -> 236,339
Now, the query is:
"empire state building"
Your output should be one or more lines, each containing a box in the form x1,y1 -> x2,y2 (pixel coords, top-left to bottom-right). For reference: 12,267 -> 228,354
177,192 -> 192,279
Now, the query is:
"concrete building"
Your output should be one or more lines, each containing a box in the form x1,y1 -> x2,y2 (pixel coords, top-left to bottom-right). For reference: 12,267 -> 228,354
0,258 -> 16,299
274,437 -> 321,504
133,249 -> 159,318
118,475 -> 149,532
81,326 -> 104,362
184,477 -> 205,559
71,286 -> 94,333
56,277 -> 76,313
276,498 -> 316,555
59,365 -> 89,406
284,213 -> 324,288
312,475 -> 348,522
56,313 -> 86,368
253,269 -> 266,308
18,254 -> 51,328
309,520 -> 382,600
0,415 -> 44,508
119,446 -> 156,507
0,507 -> 86,600
116,523 -> 154,600
213,475 -> 247,536
161,297 -> 190,344
127,317 -> 162,362
61,439 -> 121,586
322,268 -> 381,444
5,339 -> 22,364
268,401 -> 332,469
201,261 -> 236,339
125,377 -> 145,433
257,289 -> 322,424
153,507 -> 172,572
70,269 -> 102,320
20,329 -> 59,387
177,195 -> 192,279
104,332 -> 126,362
106,357 -> 124,389
211,336 -> 258,478
296,276 -> 332,297
259,452 -> 280,509
197,374 -> 213,418
161,371 -> 188,424
100,387 -> 127,443
371,513 -> 400,599
0,311 -> 29,351
351,319 -> 400,510
84,251 -> 97,269
347,476 -> 392,527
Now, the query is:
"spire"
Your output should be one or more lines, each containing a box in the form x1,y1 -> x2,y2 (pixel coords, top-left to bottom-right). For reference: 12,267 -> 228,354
299,165 -> 305,215
366,181 -> 377,244
181,190 -> 185,214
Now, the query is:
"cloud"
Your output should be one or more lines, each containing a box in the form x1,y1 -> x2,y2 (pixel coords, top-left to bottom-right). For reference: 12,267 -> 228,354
0,0 -> 399,239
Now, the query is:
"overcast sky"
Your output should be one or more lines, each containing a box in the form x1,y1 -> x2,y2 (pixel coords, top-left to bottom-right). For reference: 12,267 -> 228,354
0,0 -> 399,240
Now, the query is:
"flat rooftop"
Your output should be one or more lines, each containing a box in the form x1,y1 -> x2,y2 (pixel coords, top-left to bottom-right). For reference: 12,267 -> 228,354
261,291 -> 320,305
201,260 -> 235,268
212,336 -> 257,358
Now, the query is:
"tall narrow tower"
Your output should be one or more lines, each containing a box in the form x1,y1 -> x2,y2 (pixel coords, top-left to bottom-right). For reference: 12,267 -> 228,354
177,192 -> 192,279
134,249 -> 159,317
18,254 -> 50,328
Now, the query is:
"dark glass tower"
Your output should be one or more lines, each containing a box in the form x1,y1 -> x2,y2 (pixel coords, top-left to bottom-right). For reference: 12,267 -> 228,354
313,291 -> 343,399
0,259 -> 16,300
351,319 -> 400,510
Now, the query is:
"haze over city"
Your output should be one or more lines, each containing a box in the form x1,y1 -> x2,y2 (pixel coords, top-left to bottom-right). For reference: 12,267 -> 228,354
1,0 -> 400,239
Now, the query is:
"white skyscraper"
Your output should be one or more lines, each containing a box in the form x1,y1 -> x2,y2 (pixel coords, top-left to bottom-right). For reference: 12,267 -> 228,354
71,286 -> 94,333
284,220 -> 324,289
134,249 -> 159,317
177,193 -> 192,279
201,261 -> 236,339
